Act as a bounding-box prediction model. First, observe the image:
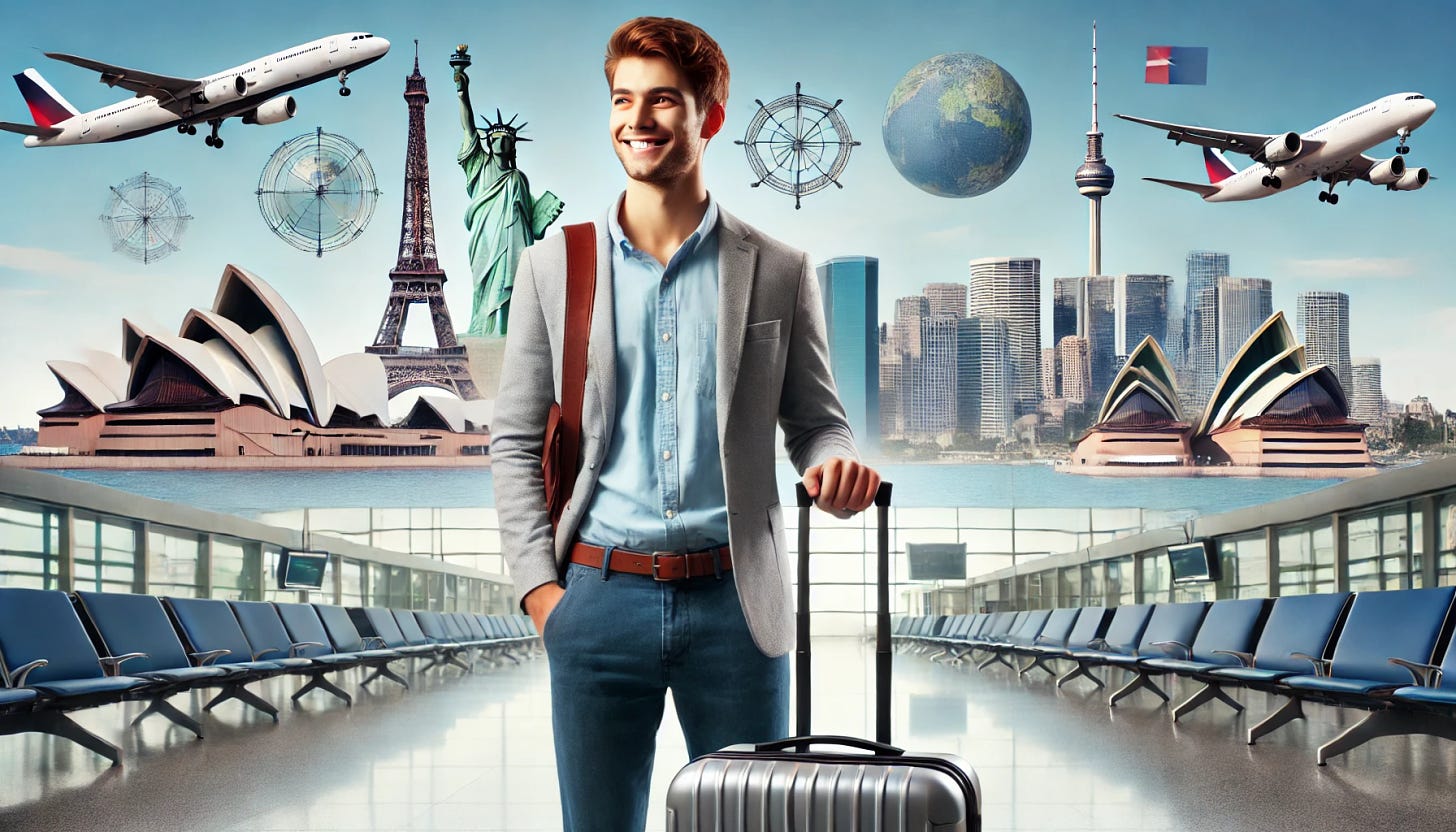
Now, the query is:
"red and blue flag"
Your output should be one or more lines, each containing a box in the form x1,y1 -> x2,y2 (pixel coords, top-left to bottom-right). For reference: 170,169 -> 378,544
1145,46 -> 1208,85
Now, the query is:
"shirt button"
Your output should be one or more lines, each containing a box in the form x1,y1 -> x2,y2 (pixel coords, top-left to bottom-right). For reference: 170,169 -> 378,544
662,332 -> 671,342
665,509 -> 676,519
662,450 -> 672,461
661,392 -> 672,402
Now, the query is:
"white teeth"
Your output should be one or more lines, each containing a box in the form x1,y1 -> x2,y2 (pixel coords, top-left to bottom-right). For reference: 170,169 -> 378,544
628,140 -> 662,149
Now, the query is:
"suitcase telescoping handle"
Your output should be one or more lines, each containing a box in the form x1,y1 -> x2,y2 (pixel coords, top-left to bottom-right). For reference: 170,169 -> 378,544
794,480 -> 894,745
754,735 -> 903,756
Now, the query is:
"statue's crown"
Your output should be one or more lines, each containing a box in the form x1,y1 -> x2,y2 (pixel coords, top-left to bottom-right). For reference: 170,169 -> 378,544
482,109 -> 530,142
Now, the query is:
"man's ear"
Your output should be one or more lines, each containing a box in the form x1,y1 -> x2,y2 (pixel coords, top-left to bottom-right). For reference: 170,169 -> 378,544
700,102 -> 726,141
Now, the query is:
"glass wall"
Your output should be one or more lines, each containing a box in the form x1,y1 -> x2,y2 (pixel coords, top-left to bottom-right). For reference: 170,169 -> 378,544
0,497 -> 61,590
72,512 -> 136,594
1216,533 -> 1268,599
1277,520 -> 1335,596
1347,502 -> 1421,592
148,525 -> 204,597
1440,494 -> 1456,586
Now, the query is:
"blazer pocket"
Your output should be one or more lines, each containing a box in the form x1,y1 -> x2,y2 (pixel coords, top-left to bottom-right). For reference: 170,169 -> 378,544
744,319 -> 781,342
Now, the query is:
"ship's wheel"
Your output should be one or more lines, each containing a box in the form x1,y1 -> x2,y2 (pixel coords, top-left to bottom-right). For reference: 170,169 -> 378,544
99,172 -> 193,264
735,82 -> 860,209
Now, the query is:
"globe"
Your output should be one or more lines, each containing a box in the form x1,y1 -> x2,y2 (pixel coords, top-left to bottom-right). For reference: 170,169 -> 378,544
882,53 -> 1032,198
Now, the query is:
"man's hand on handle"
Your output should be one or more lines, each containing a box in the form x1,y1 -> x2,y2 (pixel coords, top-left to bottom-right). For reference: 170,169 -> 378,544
802,457 -> 881,519
524,582 -> 566,638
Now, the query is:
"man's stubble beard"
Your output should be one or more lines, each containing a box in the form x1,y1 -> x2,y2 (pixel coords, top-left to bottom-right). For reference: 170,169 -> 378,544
615,140 -> 700,187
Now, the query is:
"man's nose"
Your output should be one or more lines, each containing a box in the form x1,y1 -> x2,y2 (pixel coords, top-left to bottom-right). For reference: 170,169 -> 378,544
629,101 -> 656,130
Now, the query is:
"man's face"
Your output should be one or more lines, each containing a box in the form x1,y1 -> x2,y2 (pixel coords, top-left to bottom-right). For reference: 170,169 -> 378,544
609,56 -> 722,186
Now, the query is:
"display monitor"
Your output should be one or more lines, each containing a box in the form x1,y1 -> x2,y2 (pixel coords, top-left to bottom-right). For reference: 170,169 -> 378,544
278,550 -> 330,590
906,542 -> 967,582
1168,540 -> 1220,584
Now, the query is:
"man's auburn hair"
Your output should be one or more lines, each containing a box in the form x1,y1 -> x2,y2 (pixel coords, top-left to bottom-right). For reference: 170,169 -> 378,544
604,17 -> 729,112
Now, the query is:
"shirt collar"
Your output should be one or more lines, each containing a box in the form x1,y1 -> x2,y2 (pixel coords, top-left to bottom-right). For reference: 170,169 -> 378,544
607,192 -> 720,262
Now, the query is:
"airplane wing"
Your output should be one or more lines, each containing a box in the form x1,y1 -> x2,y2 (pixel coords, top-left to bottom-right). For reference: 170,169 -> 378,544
0,121 -> 62,138
1115,113 -> 1323,163
1143,177 -> 1219,198
44,52 -> 198,109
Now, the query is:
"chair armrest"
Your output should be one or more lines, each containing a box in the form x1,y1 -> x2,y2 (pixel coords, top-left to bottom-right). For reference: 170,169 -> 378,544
1033,633 -> 1056,645
190,649 -> 231,666
1290,652 -> 1331,677
362,636 -> 387,649
1087,637 -> 1112,652
98,653 -> 148,676
1152,640 -> 1191,659
1211,649 -> 1255,667
8,658 -> 49,687
250,648 -> 283,661
1389,657 -> 1443,687
288,641 -> 325,658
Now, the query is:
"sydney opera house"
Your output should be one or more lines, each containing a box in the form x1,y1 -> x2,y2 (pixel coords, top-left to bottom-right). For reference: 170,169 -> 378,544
1067,312 -> 1373,476
10,265 -> 491,467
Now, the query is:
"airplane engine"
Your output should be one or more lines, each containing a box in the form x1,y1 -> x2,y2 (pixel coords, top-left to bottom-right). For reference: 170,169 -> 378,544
1260,131 -> 1302,163
242,96 -> 297,126
1392,167 -> 1430,191
1367,155 -> 1406,185
197,74 -> 247,105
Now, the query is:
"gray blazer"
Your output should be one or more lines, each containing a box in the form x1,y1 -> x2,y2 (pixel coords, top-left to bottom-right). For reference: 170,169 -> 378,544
490,206 -> 859,657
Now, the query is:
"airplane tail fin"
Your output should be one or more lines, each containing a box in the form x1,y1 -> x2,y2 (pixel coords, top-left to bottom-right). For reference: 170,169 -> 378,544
1144,177 -> 1220,198
1203,146 -> 1238,184
13,68 -> 79,128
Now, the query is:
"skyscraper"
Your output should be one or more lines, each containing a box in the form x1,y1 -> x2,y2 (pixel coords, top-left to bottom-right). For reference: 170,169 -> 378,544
957,316 -> 1013,441
817,256 -> 880,451
1296,290 -> 1352,394
1052,277 -> 1081,353
1216,277 -> 1274,369
1040,347 -> 1058,401
911,316 -> 958,443
1073,22 -> 1114,275
968,257 -> 1041,416
1185,250 -> 1230,402
924,282 -> 968,319
1118,274 -> 1172,357
1081,275 -> 1117,401
1057,335 -> 1091,405
1351,357 -> 1385,426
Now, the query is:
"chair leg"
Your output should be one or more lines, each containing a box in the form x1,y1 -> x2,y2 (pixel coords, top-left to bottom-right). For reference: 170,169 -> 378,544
1056,662 -> 1105,689
976,652 -> 1012,671
1248,696 -> 1304,745
204,683 -> 279,722
1316,709 -> 1456,765
446,652 -> 473,674
132,695 -> 204,738
1172,682 -> 1244,722
360,662 -> 409,690
1109,670 -> 1170,708
292,672 -> 353,707
1019,655 -> 1057,678
0,711 -> 123,766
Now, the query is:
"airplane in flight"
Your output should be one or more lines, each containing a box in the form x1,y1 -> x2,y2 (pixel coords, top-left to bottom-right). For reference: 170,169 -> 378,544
1,32 -> 390,149
1116,92 -> 1436,205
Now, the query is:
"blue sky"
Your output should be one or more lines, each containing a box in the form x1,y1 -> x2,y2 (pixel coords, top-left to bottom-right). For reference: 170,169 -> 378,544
2,0 -> 1454,427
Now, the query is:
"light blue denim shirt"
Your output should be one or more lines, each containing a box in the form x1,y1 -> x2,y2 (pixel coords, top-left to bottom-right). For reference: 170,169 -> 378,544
575,193 -> 729,552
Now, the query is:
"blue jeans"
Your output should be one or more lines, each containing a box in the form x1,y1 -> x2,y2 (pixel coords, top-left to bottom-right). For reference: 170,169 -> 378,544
544,560 -> 789,832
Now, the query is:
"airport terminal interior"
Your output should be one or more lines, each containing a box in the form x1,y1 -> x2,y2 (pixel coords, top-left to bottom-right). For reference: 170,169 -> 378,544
3,458 -> 1456,831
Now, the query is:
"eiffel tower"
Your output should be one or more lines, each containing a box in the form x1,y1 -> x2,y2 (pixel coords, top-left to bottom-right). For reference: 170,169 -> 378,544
365,42 -> 479,400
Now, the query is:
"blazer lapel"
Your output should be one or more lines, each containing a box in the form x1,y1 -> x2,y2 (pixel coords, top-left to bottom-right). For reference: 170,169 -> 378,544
587,219 -> 617,445
716,210 -> 758,441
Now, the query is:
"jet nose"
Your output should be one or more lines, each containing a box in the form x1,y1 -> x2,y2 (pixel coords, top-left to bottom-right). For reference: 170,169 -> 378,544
375,36 -> 391,55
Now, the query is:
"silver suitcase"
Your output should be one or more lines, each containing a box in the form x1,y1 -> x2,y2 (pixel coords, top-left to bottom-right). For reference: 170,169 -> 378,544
665,483 -> 982,831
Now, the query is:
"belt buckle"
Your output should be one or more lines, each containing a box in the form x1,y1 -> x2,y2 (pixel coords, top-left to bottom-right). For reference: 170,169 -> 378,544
650,551 -> 675,581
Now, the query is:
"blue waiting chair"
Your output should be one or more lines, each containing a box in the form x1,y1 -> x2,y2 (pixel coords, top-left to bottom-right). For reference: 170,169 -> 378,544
1125,598 -> 1266,710
1253,586 -> 1456,764
1019,606 -> 1110,679
349,607 -> 438,670
0,588 -> 183,765
1057,603 -> 1156,690
229,601 -> 354,706
1174,591 -> 1351,722
979,609 -> 1051,671
408,611 -> 471,674
310,604 -> 410,689
163,596 -> 292,720
1102,602 -> 1209,707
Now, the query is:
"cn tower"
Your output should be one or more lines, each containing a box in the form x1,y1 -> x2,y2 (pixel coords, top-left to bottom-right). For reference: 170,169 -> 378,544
1074,22 -> 1114,276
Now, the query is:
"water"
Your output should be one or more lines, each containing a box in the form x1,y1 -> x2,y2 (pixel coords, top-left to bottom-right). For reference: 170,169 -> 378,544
52,463 -> 1344,520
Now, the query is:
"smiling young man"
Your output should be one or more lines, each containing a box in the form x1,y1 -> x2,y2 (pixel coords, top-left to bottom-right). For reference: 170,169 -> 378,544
490,16 -> 880,830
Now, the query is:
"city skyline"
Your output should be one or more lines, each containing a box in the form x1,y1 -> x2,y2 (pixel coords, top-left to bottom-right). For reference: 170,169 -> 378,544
1,0 -> 1454,428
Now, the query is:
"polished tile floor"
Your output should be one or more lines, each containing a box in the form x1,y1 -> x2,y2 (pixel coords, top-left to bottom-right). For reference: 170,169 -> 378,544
1,639 -> 1453,831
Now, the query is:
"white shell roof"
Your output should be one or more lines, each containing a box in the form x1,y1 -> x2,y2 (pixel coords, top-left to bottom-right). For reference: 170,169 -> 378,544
180,309 -> 292,417
323,354 -> 390,424
45,360 -> 122,411
127,332 -> 240,403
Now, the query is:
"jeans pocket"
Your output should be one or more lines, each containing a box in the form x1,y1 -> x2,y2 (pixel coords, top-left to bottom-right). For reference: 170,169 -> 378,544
542,571 -> 583,645
696,321 -> 716,399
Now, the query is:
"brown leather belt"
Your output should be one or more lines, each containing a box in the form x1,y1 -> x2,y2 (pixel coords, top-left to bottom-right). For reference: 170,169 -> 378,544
569,542 -> 731,581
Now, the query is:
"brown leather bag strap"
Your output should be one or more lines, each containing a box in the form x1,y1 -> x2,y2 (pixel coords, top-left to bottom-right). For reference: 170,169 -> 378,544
559,222 -> 597,512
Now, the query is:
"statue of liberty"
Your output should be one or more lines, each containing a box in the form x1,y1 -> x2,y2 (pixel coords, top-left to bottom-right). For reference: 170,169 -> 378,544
452,46 -> 564,337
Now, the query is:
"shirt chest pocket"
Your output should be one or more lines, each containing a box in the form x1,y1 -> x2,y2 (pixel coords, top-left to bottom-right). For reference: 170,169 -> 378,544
696,321 -> 716,399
